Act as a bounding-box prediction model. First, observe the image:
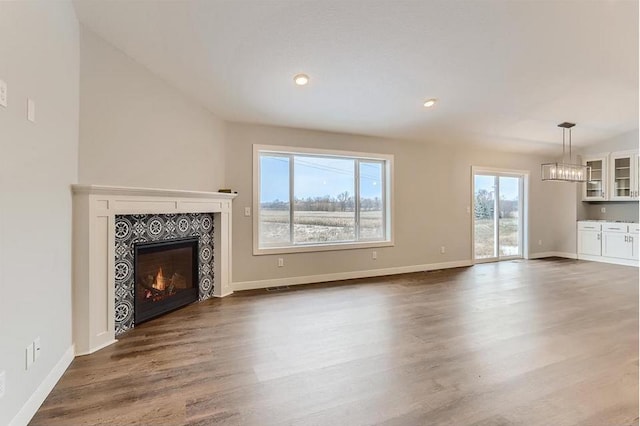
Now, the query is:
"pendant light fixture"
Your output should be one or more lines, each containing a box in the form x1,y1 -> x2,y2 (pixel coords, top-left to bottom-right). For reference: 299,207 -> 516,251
541,122 -> 590,182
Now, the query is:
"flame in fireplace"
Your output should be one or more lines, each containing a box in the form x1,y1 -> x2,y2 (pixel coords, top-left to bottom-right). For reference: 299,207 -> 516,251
154,267 -> 167,291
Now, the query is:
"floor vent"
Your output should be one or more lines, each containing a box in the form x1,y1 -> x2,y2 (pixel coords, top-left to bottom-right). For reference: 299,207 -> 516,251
266,286 -> 291,292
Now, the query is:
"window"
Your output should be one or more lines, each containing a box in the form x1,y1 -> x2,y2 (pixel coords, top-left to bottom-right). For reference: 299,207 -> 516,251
254,145 -> 393,254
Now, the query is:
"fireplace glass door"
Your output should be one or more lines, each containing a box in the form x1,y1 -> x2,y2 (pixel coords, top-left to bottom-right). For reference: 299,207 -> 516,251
134,237 -> 199,324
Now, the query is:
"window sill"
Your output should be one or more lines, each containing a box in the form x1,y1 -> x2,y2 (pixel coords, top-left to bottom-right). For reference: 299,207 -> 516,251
253,240 -> 394,255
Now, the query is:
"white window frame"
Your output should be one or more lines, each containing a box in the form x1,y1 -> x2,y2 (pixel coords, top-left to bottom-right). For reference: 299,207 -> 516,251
470,166 -> 530,263
253,144 -> 394,255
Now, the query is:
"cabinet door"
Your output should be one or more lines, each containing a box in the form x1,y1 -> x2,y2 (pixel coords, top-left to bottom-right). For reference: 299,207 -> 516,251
609,152 -> 635,200
634,154 -> 640,200
602,232 -> 633,259
578,230 -> 601,256
632,234 -> 639,260
582,156 -> 607,201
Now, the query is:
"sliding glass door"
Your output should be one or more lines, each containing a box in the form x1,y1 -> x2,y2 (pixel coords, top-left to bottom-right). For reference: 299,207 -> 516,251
473,171 -> 524,262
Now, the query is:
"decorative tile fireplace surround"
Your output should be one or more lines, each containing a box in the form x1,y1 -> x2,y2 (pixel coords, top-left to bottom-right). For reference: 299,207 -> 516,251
114,213 -> 214,335
71,185 -> 236,355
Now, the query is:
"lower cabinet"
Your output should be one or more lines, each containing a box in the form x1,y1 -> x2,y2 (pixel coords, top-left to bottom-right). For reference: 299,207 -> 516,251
577,221 -> 639,266
578,230 -> 601,256
602,232 -> 632,259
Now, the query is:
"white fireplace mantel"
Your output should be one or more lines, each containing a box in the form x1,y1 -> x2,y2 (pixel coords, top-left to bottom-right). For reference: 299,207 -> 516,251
71,185 -> 237,355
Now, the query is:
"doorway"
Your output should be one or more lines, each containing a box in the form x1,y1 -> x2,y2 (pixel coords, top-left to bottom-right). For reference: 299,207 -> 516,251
472,168 -> 527,262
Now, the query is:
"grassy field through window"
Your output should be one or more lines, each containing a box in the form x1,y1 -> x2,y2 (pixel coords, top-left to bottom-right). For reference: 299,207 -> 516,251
474,217 -> 519,258
260,210 -> 383,244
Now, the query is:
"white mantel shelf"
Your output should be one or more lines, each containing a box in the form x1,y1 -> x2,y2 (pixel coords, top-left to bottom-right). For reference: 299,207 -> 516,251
71,184 -> 237,356
72,184 -> 238,200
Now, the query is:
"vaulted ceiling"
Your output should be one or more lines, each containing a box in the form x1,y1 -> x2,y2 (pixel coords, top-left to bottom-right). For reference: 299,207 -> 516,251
74,0 -> 638,153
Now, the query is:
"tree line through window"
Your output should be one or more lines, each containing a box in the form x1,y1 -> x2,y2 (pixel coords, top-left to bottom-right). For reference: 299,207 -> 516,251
258,150 -> 389,249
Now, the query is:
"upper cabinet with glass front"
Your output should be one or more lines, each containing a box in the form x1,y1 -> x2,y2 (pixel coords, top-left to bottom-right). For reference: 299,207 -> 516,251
609,150 -> 639,201
582,155 -> 608,201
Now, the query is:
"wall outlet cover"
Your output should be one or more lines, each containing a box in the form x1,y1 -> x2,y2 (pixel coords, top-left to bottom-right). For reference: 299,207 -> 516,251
27,98 -> 35,122
0,79 -> 7,108
0,370 -> 5,399
26,345 -> 34,369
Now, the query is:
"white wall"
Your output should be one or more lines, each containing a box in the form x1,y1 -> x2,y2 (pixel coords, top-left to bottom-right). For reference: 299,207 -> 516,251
78,27 -> 226,192
577,129 -> 639,222
0,2 -> 79,425
226,123 -> 577,285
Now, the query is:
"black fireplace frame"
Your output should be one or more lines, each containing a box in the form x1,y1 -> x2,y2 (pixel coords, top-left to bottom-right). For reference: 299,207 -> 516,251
133,237 -> 199,325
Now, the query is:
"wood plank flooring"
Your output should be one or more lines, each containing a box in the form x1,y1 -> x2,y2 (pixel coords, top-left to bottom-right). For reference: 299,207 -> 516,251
31,258 -> 639,425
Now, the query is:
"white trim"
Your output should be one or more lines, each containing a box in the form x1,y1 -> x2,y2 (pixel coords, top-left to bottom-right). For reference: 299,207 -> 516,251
10,345 -> 75,426
72,185 -> 236,356
577,254 -> 639,267
213,291 -> 234,298
471,166 -> 530,263
71,184 -> 237,200
74,339 -> 117,357
253,144 -> 394,161
250,240 -> 394,255
232,259 -> 473,291
528,251 -> 578,259
252,144 -> 394,255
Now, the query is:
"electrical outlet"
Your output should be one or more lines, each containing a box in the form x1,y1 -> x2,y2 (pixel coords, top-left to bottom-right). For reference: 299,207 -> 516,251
25,345 -> 33,370
466,206 -> 470,214
277,258 -> 284,267
34,337 -> 41,361
538,240 -> 543,246
27,98 -> 35,122
0,370 -> 5,399
440,246 -> 445,254
600,207 -> 606,213
244,207 -> 251,217
372,251 -> 377,260
0,79 -> 7,108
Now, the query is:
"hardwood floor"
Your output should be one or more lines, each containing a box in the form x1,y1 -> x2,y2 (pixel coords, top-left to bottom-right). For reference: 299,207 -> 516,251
31,258 -> 638,425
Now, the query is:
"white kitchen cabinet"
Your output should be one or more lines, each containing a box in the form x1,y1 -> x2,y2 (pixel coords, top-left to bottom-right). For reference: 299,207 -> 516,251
609,150 -> 639,201
577,221 -> 638,266
577,222 -> 601,256
602,231 -> 631,259
582,155 -> 608,201
631,224 -> 639,261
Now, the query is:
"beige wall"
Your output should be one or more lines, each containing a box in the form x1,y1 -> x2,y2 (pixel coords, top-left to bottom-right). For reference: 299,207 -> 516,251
577,129 -> 639,222
0,2 -> 79,424
78,27 -> 226,192
226,123 -> 577,284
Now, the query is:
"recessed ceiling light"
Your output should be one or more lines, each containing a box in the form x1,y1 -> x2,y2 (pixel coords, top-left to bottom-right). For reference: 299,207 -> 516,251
293,73 -> 309,86
423,98 -> 437,108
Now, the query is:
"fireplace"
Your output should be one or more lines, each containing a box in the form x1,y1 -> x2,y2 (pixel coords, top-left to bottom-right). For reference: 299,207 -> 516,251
72,185 -> 235,355
134,237 -> 199,324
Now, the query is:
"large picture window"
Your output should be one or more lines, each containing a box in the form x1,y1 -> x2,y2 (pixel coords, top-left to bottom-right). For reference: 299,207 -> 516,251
254,145 -> 393,254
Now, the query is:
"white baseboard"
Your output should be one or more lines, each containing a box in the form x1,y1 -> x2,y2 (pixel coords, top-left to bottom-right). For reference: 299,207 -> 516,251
10,345 -> 75,426
74,339 -> 117,357
528,251 -> 577,260
232,259 -> 473,291
577,254 -> 639,267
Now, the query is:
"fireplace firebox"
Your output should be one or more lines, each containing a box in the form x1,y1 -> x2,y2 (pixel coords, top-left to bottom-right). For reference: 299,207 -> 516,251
134,237 -> 199,324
